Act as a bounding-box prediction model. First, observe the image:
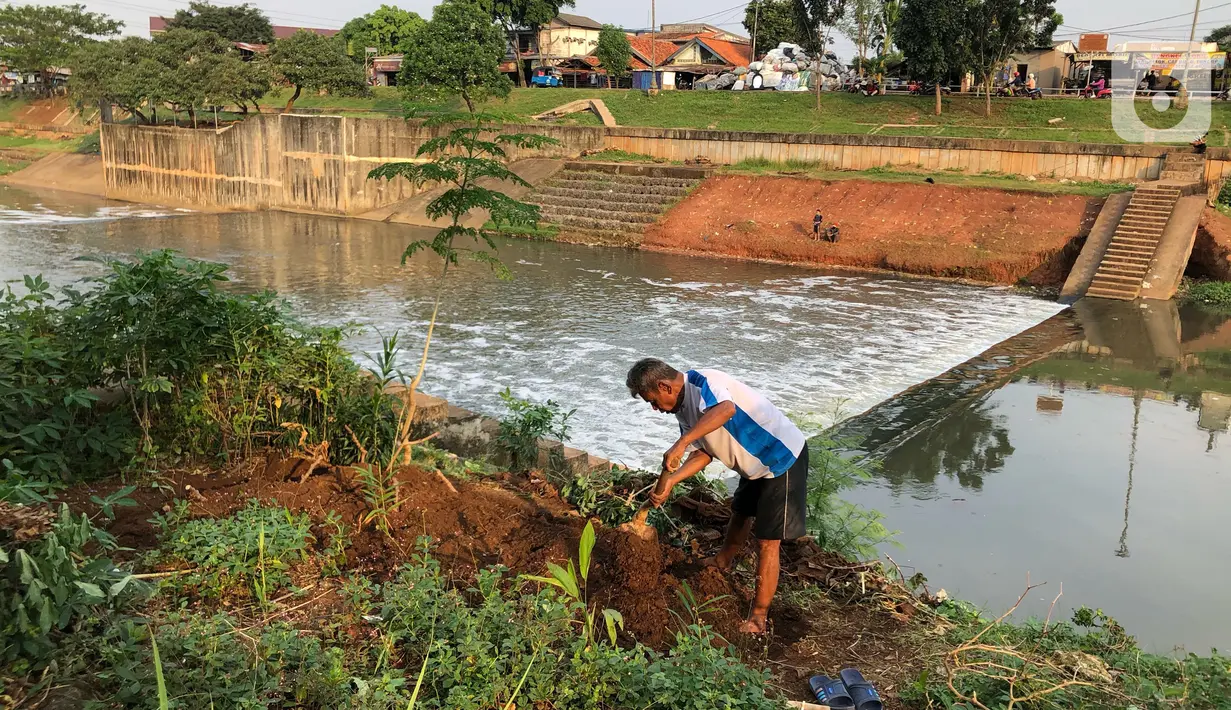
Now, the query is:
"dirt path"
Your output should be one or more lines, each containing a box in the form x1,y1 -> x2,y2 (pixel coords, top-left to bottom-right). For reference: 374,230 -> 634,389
642,175 -> 1103,286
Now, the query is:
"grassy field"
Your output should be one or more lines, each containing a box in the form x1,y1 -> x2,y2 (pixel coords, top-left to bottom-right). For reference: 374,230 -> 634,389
265,87 -> 1231,145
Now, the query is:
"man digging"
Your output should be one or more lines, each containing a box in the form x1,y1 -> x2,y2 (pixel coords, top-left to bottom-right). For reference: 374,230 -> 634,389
626,358 -> 808,634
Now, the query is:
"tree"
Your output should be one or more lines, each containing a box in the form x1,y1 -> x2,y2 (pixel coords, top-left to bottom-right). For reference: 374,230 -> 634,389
1206,25 -> 1231,91
399,0 -> 511,113
793,0 -> 848,109
839,0 -> 881,76
1032,10 -> 1062,46
164,1 -> 273,44
595,24 -> 631,88
151,28 -> 235,127
269,30 -> 367,112
337,5 -> 426,62
897,0 -> 968,115
877,0 -> 900,55
966,0 -> 1057,116
210,53 -> 273,114
743,0 -> 807,58
0,4 -> 121,95
69,37 -> 158,123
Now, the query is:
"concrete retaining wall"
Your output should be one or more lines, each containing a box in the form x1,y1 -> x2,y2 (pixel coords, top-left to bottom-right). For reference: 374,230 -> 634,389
606,127 -> 1171,181
102,115 -> 1221,214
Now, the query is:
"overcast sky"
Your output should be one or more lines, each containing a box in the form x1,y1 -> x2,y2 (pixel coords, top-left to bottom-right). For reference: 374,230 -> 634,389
83,0 -> 1227,59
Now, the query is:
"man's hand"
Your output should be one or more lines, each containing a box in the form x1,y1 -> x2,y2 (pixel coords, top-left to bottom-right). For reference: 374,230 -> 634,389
648,475 -> 675,508
647,449 -> 713,509
662,441 -> 688,473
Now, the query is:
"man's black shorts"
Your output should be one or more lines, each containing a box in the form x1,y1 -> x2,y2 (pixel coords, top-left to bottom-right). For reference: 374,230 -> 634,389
732,444 -> 809,541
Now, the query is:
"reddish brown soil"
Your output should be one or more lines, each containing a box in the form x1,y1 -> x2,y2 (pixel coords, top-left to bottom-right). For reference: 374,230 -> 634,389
642,175 -> 1102,286
61,455 -> 933,703
1192,208 -> 1231,280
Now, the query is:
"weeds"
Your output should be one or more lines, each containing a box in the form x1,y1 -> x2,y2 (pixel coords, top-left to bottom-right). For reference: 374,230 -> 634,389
152,500 -> 313,601
1,504 -> 143,668
524,521 -> 624,646
496,388 -> 575,474
1185,280 -> 1231,310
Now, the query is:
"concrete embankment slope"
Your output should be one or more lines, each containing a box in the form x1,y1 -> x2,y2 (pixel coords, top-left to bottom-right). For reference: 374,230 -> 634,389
639,174 -> 1103,286
3,153 -> 107,198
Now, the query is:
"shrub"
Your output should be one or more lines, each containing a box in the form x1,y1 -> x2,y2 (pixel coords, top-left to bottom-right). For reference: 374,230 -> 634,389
1,252 -> 404,486
1186,280 -> 1231,310
152,500 -> 313,603
1,503 -> 143,668
496,388 -> 575,474
805,435 -> 898,560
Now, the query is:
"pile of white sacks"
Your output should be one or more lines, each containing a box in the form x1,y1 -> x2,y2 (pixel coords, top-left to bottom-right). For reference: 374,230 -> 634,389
694,42 -> 854,91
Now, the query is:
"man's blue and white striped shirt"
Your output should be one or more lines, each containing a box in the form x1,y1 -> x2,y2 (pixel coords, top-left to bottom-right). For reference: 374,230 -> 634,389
676,369 -> 805,480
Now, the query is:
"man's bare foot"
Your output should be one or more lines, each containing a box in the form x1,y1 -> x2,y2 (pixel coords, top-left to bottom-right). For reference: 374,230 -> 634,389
738,614 -> 768,635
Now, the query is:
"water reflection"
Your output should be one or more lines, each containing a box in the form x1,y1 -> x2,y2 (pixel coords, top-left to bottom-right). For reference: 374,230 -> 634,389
877,396 -> 1013,492
842,298 -> 1231,653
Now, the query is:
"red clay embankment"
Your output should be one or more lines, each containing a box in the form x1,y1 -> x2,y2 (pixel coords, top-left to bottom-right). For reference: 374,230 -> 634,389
641,175 -> 1104,286
1192,207 -> 1231,280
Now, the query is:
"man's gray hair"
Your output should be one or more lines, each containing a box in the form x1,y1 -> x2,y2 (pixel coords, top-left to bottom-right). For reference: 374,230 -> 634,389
626,358 -> 680,397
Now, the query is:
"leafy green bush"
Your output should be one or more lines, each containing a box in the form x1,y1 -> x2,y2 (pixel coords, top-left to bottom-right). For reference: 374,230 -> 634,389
1,275 -> 135,484
1186,280 -> 1231,310
1,503 -> 143,668
496,388 -> 575,474
1,252 -> 403,486
153,500 -> 313,602
1218,178 -> 1231,206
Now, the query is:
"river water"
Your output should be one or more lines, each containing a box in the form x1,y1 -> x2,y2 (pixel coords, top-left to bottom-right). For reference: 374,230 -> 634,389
5,186 -> 1224,652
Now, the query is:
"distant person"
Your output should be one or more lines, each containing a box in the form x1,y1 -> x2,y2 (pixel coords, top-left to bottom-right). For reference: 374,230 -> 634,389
812,209 -> 823,240
1193,133 -> 1208,154
824,224 -> 840,243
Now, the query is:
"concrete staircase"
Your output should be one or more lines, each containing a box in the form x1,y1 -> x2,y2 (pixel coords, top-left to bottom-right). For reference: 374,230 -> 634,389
1085,184 -> 1182,300
526,162 -> 707,244
1158,151 -> 1206,183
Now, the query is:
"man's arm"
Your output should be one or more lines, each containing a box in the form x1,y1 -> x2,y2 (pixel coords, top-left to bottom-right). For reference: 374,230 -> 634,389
648,449 -> 712,508
663,400 -> 735,472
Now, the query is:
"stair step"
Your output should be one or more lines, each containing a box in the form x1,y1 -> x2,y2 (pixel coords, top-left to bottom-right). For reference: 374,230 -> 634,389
1092,274 -> 1143,286
526,195 -> 671,214
538,205 -> 659,224
1086,288 -> 1137,300
1106,246 -> 1157,256
1102,255 -> 1152,265
551,171 -> 700,188
1122,207 -> 1171,216
545,214 -> 650,232
1099,265 -> 1148,277
1113,237 -> 1160,245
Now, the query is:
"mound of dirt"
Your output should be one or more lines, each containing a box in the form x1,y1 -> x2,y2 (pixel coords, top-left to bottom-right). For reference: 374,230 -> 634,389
1192,207 -> 1231,280
642,175 -> 1102,286
60,454 -> 932,702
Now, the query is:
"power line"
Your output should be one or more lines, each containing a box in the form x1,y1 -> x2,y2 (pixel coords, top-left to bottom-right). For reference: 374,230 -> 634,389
1067,2 -> 1231,34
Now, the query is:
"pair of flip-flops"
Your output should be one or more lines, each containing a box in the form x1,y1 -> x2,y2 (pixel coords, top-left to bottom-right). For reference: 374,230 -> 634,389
808,668 -> 882,710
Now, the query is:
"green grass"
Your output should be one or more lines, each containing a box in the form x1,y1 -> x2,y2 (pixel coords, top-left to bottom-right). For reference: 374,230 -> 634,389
578,148 -> 670,163
0,157 -> 30,175
722,159 -> 1136,197
266,87 -> 1231,146
0,132 -> 87,153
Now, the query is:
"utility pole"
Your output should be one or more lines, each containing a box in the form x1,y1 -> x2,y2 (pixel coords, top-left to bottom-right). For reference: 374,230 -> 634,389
651,0 -> 658,90
751,0 -> 760,61
1180,0 -> 1202,107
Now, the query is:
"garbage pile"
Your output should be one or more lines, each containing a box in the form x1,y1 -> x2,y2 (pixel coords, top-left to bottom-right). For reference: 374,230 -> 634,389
693,42 -> 853,92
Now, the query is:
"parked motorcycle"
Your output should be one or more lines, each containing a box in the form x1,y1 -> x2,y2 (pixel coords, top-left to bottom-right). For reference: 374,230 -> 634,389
908,80 -> 952,96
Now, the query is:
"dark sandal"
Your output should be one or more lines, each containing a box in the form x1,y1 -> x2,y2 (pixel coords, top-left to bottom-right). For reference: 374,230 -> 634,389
808,675 -> 855,709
